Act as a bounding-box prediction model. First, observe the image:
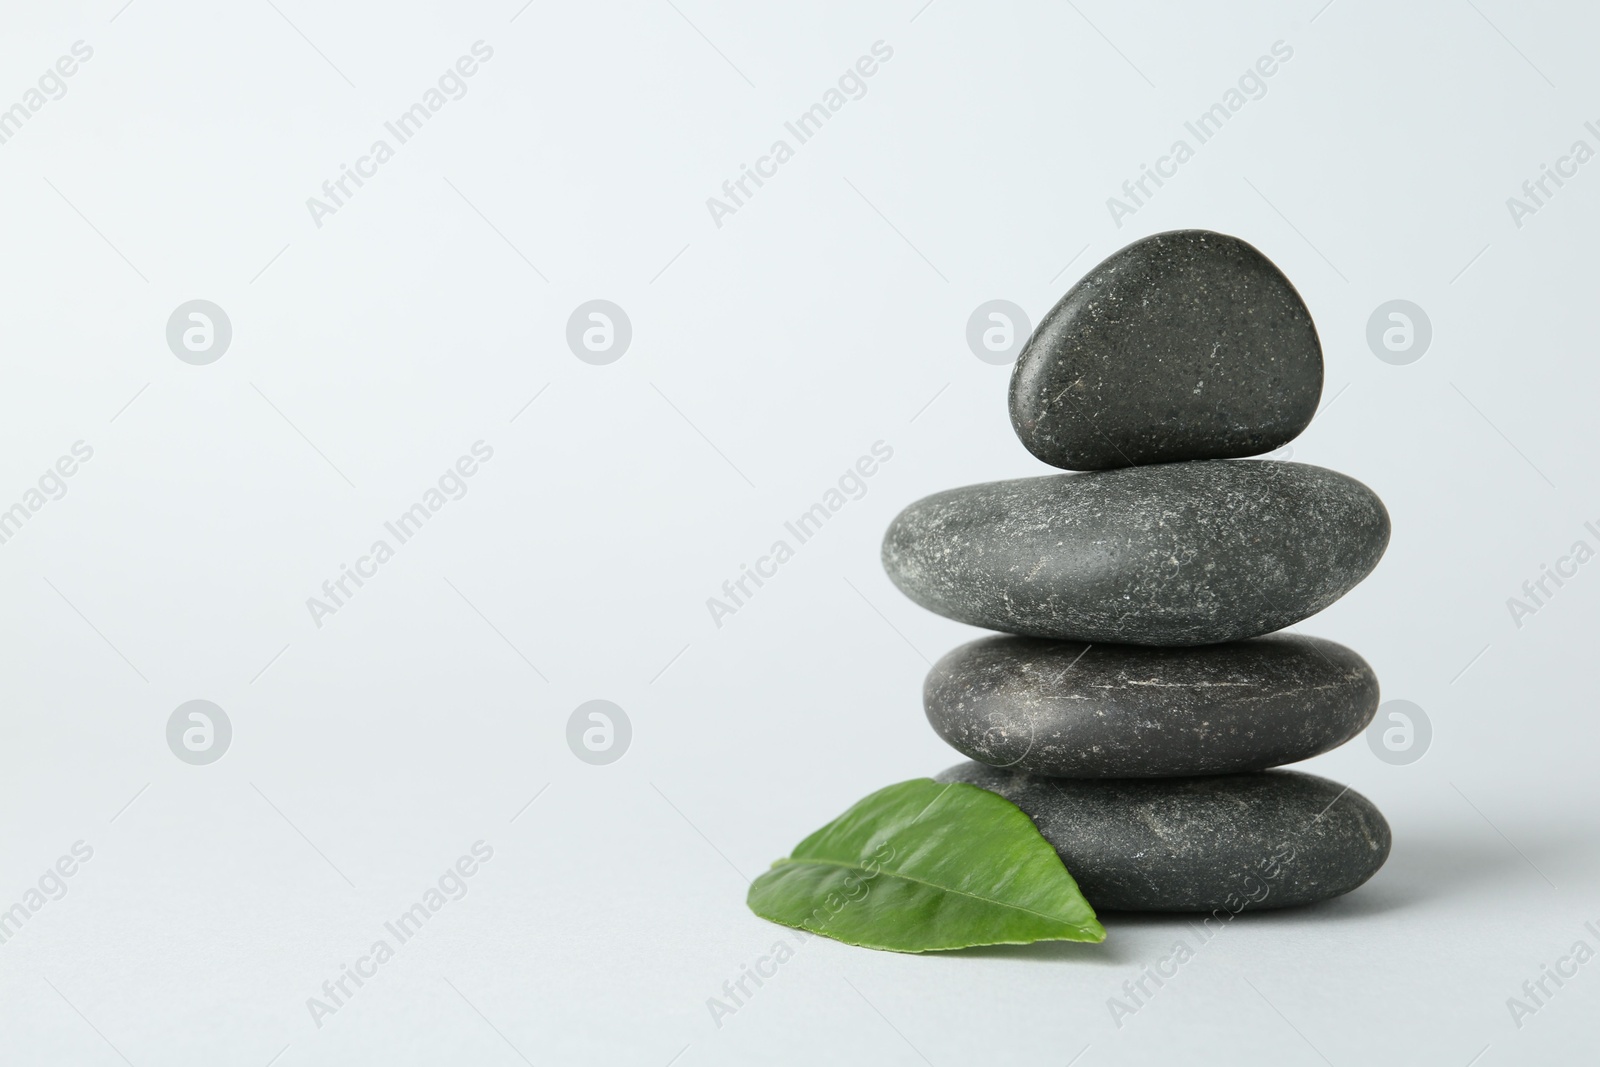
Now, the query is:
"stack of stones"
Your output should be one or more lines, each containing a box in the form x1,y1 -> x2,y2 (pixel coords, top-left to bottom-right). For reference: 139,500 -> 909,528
882,230 -> 1392,913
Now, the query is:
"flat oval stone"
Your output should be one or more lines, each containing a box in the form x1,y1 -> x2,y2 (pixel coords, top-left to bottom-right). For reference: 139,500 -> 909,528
881,460 -> 1389,645
936,762 -> 1391,912
925,634 -> 1379,778
1010,230 -> 1322,471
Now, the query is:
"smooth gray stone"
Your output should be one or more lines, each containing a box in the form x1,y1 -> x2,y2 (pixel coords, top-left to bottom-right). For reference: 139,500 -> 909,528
936,762 -> 1390,912
1010,229 -> 1322,471
925,634 -> 1379,778
881,460 -> 1389,646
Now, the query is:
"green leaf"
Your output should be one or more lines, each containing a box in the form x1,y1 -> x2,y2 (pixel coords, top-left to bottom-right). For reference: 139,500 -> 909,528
747,778 -> 1104,953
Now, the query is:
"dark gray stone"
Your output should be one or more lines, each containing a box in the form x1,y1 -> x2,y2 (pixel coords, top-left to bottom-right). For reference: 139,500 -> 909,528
1010,229 -> 1322,471
881,460 -> 1389,646
925,634 -> 1379,778
936,762 -> 1390,912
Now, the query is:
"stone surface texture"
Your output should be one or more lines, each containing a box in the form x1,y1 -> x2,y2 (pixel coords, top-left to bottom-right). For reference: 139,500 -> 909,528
924,634 -> 1379,778
881,460 -> 1390,646
937,762 -> 1391,912
1010,229 -> 1323,471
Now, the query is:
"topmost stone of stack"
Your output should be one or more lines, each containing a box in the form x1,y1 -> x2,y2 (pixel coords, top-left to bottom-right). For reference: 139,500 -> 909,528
1009,230 -> 1323,471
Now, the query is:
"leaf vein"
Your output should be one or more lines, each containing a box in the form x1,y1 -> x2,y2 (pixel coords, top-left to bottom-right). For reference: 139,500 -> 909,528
774,855 -> 1091,929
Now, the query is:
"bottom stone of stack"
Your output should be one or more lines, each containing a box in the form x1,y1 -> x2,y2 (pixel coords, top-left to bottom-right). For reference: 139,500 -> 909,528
937,762 -> 1390,913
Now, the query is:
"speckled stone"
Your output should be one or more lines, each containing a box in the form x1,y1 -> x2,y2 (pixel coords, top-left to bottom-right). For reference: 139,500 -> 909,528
936,762 -> 1390,912
1010,230 -> 1323,471
881,460 -> 1388,646
925,634 -> 1378,778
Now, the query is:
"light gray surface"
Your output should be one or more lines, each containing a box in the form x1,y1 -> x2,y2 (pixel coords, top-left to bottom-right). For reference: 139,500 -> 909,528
1,2 -> 1597,1064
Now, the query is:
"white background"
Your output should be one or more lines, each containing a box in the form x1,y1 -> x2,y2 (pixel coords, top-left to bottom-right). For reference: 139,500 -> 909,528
2,1 -> 1596,1064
